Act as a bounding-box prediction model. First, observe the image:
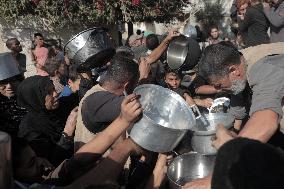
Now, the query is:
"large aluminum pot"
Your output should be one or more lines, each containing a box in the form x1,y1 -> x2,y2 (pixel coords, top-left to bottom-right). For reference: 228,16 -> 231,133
64,27 -> 115,71
167,35 -> 201,71
191,113 -> 234,155
183,24 -> 197,39
0,53 -> 20,81
167,152 -> 215,189
130,84 -> 196,153
0,132 -> 13,189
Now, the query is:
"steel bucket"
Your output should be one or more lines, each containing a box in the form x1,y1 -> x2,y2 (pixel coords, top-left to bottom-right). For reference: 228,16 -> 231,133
64,27 -> 115,71
167,35 -> 201,71
167,152 -> 215,189
130,84 -> 197,153
0,132 -> 13,189
0,53 -> 20,81
191,113 -> 234,155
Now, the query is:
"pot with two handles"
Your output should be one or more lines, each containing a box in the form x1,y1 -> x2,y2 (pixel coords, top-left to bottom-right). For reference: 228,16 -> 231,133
130,84 -> 202,153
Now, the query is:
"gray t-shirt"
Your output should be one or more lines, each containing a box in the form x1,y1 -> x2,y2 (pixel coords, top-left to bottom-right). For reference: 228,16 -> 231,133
248,54 -> 284,118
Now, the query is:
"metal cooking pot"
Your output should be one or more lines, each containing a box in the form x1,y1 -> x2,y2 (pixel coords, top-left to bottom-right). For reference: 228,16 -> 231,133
183,24 -> 197,39
191,113 -> 234,155
64,27 -> 115,71
130,84 -> 198,153
167,35 -> 201,71
0,132 -> 13,189
0,53 -> 20,81
167,152 -> 215,189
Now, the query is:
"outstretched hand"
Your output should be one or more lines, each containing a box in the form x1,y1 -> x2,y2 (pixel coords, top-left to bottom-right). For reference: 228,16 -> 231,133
120,94 -> 142,124
212,124 -> 236,150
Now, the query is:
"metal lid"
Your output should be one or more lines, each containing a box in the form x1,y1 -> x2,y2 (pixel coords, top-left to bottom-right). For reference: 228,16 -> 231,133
0,53 -> 20,81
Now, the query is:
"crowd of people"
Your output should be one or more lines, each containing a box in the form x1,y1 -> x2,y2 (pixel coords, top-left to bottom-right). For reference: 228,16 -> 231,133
0,0 -> 284,188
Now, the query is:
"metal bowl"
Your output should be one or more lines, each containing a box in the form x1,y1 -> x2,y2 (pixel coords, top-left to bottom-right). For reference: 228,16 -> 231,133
64,27 -> 115,70
130,84 -> 196,152
167,35 -> 189,70
193,113 -> 234,136
167,35 -> 201,71
167,152 -> 215,189
191,113 -> 234,155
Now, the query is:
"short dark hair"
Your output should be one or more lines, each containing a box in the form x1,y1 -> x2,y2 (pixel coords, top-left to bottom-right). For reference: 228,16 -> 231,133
6,38 -> 18,49
68,64 -> 80,82
146,34 -> 159,50
209,25 -> 219,33
34,33 -> 43,38
43,58 -> 62,77
164,66 -> 183,79
198,43 -> 241,81
103,55 -> 139,86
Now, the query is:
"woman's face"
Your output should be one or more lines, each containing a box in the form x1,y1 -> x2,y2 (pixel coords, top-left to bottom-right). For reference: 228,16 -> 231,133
210,28 -> 219,39
238,3 -> 248,15
45,89 -> 59,110
0,77 -> 21,98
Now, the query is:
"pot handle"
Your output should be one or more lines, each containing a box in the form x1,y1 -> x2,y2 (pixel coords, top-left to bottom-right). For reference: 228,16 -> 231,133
190,105 -> 202,120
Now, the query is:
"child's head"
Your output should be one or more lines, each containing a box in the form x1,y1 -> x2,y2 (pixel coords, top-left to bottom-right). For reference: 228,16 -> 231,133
164,68 -> 182,89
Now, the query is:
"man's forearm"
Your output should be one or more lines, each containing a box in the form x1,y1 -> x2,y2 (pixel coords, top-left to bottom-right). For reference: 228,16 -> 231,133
76,116 -> 130,154
146,37 -> 170,64
238,110 -> 279,142
65,139 -> 135,189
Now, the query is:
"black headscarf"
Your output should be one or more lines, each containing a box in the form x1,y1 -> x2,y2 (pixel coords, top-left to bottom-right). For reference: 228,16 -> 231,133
17,76 -> 62,144
212,138 -> 284,189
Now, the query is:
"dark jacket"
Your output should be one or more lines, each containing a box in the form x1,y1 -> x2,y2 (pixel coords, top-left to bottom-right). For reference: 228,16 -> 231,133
239,3 -> 270,47
264,0 -> 284,42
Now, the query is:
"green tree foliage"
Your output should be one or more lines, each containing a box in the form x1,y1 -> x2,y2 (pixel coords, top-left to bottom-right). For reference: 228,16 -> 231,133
0,0 -> 190,27
194,0 -> 225,31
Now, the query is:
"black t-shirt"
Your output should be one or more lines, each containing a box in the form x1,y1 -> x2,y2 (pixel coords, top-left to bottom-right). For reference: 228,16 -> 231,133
81,91 -> 124,134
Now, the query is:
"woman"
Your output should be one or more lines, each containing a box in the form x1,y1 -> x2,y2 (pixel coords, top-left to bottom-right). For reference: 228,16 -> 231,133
17,76 -> 76,166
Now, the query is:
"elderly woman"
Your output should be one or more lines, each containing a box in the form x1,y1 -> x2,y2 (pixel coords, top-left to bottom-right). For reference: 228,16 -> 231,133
17,76 -> 77,166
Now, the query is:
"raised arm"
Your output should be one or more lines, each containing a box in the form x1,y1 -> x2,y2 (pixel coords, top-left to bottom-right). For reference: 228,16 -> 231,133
145,28 -> 180,65
76,93 -> 142,155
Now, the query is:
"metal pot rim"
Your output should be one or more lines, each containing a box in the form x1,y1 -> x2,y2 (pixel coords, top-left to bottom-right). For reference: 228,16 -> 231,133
166,35 -> 189,70
64,27 -> 107,51
193,113 -> 234,135
167,152 -> 215,186
134,84 -> 196,130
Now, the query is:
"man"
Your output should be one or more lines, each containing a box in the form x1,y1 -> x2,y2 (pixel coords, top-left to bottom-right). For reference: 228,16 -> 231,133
238,0 -> 270,47
263,0 -> 284,42
128,33 -> 147,60
31,33 -> 49,76
0,53 -> 26,138
74,29 -> 180,151
6,38 -> 26,75
183,42 -> 284,189
43,58 -> 65,94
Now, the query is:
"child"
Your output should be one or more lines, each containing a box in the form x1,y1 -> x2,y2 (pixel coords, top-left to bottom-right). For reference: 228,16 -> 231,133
164,68 -> 213,108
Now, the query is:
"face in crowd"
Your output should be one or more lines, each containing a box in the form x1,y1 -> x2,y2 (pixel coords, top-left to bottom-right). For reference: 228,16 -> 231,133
9,39 -> 23,53
165,72 -> 181,90
45,86 -> 59,110
238,3 -> 249,16
0,75 -> 22,98
209,56 -> 247,95
34,35 -> 44,47
210,28 -> 220,40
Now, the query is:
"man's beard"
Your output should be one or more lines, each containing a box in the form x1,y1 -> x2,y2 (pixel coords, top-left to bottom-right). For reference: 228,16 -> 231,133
229,79 -> 247,95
